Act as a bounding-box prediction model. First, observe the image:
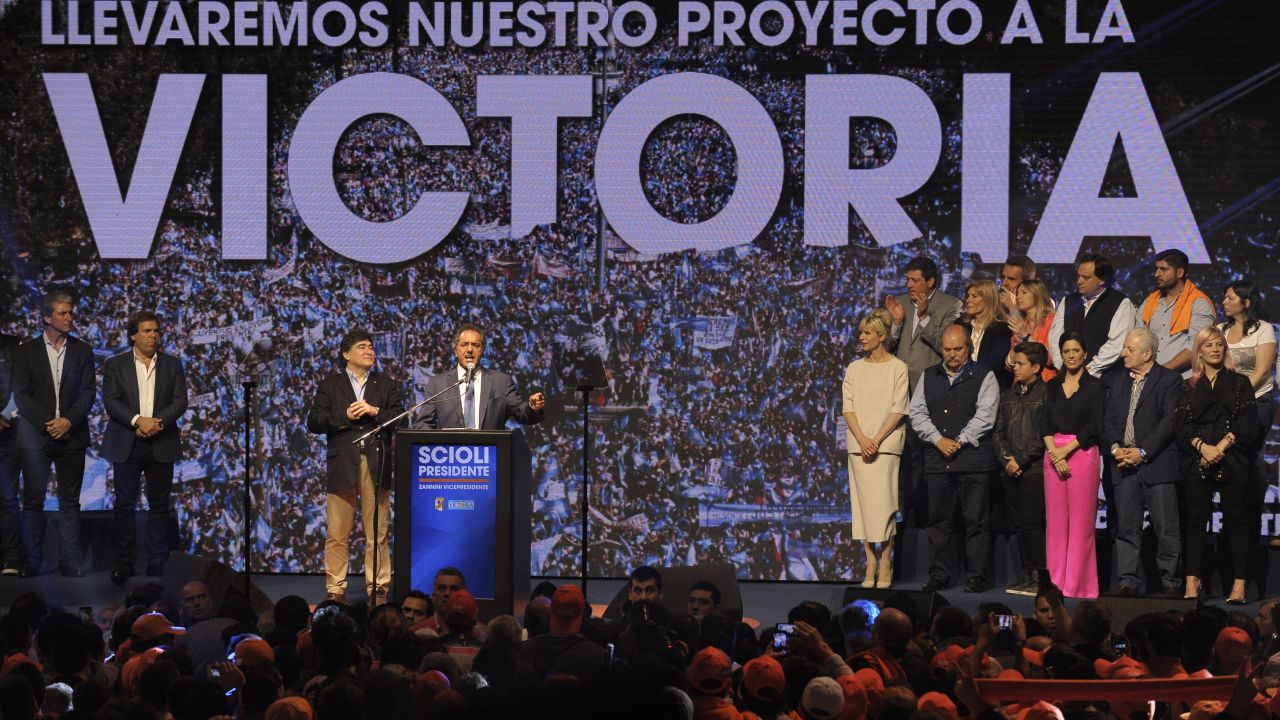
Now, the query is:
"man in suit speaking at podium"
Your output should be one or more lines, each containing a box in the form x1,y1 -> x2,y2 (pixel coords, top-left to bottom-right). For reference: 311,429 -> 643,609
416,324 -> 546,430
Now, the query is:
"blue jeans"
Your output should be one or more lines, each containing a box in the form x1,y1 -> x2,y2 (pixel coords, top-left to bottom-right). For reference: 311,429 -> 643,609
1112,473 -> 1181,592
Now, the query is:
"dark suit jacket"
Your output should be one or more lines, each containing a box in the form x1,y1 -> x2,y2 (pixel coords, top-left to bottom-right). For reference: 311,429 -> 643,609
100,350 -> 189,464
306,369 -> 406,492
12,334 -> 96,450
1104,363 -> 1186,485
0,334 -> 19,447
965,319 -> 1014,390
888,291 -> 963,392
415,367 -> 543,430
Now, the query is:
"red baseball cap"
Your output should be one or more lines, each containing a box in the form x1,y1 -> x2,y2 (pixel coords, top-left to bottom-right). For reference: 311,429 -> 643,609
443,589 -> 479,624
918,691 -> 959,720
549,584 -> 586,635
1214,627 -> 1254,665
836,674 -> 867,720
687,647 -> 733,696
233,637 -> 276,666
265,697 -> 314,720
131,612 -> 186,642
853,668 -> 884,718
0,653 -> 41,678
121,647 -> 166,698
742,655 -> 785,701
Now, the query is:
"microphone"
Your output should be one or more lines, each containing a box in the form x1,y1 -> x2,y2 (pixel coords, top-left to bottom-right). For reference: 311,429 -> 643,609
464,361 -> 477,384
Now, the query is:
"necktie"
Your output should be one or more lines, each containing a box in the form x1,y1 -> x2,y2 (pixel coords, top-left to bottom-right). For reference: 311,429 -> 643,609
464,380 -> 476,429
1123,375 -> 1145,447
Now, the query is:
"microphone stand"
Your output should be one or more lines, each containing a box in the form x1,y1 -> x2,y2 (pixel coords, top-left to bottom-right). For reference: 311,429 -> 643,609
234,340 -> 264,602
242,380 -> 253,601
353,372 -> 471,603
577,382 -> 596,597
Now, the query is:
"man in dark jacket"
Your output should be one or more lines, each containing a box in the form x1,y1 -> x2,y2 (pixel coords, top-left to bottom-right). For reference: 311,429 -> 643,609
519,584 -> 605,679
1104,327 -> 1187,597
11,292 -> 96,577
306,328 -> 405,605
994,342 -> 1049,596
100,311 -> 189,583
909,325 -> 999,593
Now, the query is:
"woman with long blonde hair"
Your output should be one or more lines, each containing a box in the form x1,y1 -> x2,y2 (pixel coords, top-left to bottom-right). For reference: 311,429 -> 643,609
1007,278 -> 1056,382
962,279 -> 1013,389
1175,326 -> 1260,603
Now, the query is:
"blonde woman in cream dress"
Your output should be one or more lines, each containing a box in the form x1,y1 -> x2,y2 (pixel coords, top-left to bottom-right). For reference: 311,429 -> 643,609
842,308 -> 910,588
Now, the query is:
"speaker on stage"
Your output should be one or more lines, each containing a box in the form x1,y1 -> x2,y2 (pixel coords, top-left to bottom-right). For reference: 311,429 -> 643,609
602,563 -> 744,621
1102,595 -> 1197,632
837,586 -> 949,623
161,552 -> 273,614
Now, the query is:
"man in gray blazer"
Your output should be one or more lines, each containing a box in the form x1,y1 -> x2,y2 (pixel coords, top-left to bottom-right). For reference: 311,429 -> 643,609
101,311 -> 188,584
885,257 -> 963,527
886,257 -> 965,391
416,324 -> 546,431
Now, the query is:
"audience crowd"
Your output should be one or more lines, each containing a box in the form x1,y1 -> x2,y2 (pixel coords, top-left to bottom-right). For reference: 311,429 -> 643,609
3,565 -> 1280,720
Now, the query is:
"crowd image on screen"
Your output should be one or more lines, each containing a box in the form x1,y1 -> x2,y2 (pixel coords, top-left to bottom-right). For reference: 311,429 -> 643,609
0,8 -> 1275,582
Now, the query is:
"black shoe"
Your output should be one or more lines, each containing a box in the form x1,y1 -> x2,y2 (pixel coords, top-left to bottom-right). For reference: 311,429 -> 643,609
18,565 -> 39,578
60,565 -> 84,578
1163,585 -> 1185,599
110,569 -> 132,587
921,578 -> 948,593
1111,585 -> 1138,597
964,578 -> 988,593
1004,571 -> 1036,595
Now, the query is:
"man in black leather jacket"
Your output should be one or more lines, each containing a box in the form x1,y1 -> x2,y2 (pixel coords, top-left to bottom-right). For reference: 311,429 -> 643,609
994,341 -> 1049,596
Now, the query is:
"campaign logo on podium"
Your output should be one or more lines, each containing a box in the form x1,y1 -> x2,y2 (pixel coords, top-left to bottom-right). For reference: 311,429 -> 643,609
410,443 -> 499,599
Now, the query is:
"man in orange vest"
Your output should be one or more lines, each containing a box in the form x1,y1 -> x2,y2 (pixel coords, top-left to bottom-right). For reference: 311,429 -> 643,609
1138,249 -> 1215,378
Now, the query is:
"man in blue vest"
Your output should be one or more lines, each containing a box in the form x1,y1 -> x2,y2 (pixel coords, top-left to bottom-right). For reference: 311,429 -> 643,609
909,324 -> 999,593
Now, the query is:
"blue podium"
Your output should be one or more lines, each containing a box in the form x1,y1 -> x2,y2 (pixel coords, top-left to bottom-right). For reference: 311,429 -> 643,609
393,429 -> 531,619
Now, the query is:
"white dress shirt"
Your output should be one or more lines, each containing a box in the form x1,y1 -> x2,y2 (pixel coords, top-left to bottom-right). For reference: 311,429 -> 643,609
43,334 -> 66,418
132,351 -> 158,427
1047,288 -> 1136,377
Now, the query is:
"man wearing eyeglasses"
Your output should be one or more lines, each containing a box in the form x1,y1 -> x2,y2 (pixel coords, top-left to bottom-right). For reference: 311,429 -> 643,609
416,324 -> 546,430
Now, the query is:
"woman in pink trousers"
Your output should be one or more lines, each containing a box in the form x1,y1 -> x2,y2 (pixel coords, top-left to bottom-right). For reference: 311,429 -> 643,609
1040,331 -> 1106,598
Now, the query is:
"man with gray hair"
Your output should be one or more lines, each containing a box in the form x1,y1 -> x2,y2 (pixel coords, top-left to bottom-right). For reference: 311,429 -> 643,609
1103,327 -> 1187,597
11,291 -> 96,577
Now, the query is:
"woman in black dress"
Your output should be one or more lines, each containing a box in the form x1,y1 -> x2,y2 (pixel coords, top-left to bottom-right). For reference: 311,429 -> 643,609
1176,326 -> 1260,603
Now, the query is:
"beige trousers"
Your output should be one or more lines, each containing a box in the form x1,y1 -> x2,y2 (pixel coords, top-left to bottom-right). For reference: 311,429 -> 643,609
324,456 -> 391,596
